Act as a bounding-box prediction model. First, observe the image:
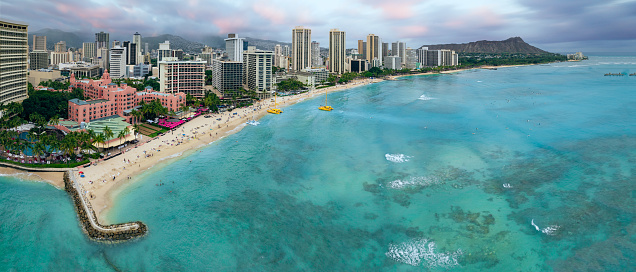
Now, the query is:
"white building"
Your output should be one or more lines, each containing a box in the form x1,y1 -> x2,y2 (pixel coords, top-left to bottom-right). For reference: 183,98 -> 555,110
133,32 -> 142,63
311,41 -> 322,67
416,48 -> 458,67
292,26 -> 311,71
0,19 -> 29,104
109,46 -> 127,78
225,33 -> 245,62
83,42 -> 96,62
158,57 -> 206,98
385,56 -> 402,70
243,47 -> 274,98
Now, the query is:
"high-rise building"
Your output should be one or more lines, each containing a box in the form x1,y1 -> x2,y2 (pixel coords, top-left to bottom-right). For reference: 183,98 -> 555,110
96,47 -> 109,71
382,42 -> 389,60
158,58 -> 206,97
405,48 -> 418,69
283,45 -> 290,57
349,59 -> 368,73
54,41 -> 66,52
274,44 -> 282,67
0,19 -> 29,104
29,51 -> 49,70
329,29 -> 346,75
366,34 -> 382,66
392,41 -> 406,66
291,26 -> 311,71
83,42 -> 96,62
133,32 -> 142,64
311,41 -> 321,67
211,59 -> 243,98
50,51 -> 70,67
225,33 -> 245,62
133,63 -> 150,78
385,56 -> 402,70
357,40 -> 366,60
95,31 -> 109,49
157,41 -> 171,62
109,45 -> 126,78
144,43 -> 149,56
123,41 -> 138,65
416,47 -> 458,67
243,47 -> 274,97
32,35 -> 46,51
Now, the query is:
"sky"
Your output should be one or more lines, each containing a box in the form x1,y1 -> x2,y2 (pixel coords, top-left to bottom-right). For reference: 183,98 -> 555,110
2,0 -> 635,52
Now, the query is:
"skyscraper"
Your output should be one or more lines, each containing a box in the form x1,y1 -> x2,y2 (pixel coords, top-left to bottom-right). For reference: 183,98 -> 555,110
358,40 -> 366,60
225,34 -> 245,62
158,58 -> 206,97
311,41 -> 322,67
83,42 -> 96,62
29,51 -> 48,70
95,31 -> 109,49
109,45 -> 126,78
0,19 -> 29,104
392,41 -> 406,66
243,47 -> 274,96
133,32 -> 142,64
274,44 -> 282,67
328,29 -> 346,75
283,45 -> 290,57
123,41 -> 137,65
366,34 -> 382,66
382,42 -> 389,60
32,35 -> 46,51
291,26 -> 311,71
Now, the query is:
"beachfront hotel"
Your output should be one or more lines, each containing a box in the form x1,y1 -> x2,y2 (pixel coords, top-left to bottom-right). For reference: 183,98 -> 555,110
0,18 -> 29,105
329,29 -> 346,74
291,26 -> 311,71
68,71 -> 186,123
366,34 -> 382,66
416,48 -> 459,67
158,57 -> 206,98
243,46 -> 274,98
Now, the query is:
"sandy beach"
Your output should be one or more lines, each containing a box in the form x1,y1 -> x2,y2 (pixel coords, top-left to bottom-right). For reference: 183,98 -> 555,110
68,77 -> 383,222
0,167 -> 64,188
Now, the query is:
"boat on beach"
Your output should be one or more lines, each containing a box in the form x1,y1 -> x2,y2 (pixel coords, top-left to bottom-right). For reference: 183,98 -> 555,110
267,93 -> 283,114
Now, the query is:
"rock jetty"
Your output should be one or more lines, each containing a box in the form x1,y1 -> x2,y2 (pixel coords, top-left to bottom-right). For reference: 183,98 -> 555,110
63,171 -> 147,242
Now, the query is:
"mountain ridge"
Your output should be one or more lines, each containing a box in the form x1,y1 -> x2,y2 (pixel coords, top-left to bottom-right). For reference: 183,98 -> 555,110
421,37 -> 549,54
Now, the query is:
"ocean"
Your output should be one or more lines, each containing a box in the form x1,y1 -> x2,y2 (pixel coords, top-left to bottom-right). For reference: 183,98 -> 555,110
1,56 -> 635,271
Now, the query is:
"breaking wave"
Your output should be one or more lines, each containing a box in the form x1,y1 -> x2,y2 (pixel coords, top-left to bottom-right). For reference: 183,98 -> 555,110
531,219 -> 560,235
418,94 -> 436,101
388,176 -> 440,189
386,238 -> 463,268
385,154 -> 411,163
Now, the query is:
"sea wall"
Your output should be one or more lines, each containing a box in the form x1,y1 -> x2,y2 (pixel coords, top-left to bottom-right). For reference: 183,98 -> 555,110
63,171 -> 147,242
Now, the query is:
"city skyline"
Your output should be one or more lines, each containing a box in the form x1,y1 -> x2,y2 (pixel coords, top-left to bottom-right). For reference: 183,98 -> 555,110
1,0 -> 635,52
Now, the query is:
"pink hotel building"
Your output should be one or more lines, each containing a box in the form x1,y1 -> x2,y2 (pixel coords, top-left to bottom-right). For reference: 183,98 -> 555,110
68,71 -> 186,124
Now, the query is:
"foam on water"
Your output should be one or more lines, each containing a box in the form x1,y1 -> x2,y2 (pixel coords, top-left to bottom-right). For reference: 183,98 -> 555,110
531,219 -> 560,236
159,152 -> 183,161
418,94 -> 436,101
226,123 -> 246,134
385,153 -> 411,163
388,176 -> 440,189
386,238 -> 463,268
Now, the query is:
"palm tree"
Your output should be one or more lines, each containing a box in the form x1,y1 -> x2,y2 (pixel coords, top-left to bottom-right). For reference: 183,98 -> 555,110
117,127 -> 129,145
48,114 -> 60,127
94,133 -> 106,151
132,124 -> 140,141
102,126 -> 114,152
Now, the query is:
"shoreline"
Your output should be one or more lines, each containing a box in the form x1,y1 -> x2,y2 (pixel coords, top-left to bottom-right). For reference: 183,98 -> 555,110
74,77 -> 383,223
0,166 -> 65,188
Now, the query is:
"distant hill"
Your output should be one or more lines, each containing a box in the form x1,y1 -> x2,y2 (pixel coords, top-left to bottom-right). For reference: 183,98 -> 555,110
29,28 -> 86,50
421,37 -> 549,54
142,34 -> 206,53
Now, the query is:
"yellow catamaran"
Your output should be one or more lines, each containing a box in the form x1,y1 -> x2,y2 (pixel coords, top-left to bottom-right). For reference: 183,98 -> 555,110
319,89 -> 333,111
267,92 -> 283,114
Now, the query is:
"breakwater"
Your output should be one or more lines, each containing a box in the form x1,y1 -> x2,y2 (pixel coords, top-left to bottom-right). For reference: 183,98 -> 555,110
63,171 -> 147,242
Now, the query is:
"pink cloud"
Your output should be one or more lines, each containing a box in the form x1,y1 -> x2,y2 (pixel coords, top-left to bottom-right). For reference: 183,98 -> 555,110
252,4 -> 286,24
213,17 -> 250,34
398,25 -> 429,38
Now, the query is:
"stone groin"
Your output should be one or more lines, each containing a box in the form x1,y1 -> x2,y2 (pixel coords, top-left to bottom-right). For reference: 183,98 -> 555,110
63,171 -> 147,242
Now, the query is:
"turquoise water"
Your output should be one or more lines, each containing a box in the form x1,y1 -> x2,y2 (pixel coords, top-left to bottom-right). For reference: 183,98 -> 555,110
2,56 -> 635,271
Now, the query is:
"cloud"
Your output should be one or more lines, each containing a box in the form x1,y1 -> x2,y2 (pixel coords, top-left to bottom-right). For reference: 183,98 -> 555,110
1,0 -> 633,52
